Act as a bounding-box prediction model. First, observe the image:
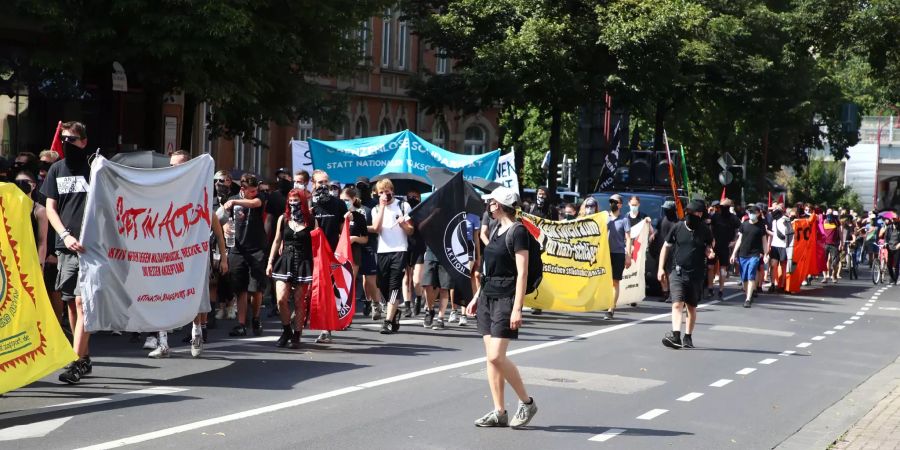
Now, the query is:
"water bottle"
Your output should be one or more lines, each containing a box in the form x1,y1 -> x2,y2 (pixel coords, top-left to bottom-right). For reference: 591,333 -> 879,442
224,217 -> 235,248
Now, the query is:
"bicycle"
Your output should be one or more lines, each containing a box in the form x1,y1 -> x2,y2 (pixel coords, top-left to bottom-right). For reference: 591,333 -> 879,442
872,240 -> 888,285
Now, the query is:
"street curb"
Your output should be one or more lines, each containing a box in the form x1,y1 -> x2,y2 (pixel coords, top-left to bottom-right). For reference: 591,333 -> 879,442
775,355 -> 900,450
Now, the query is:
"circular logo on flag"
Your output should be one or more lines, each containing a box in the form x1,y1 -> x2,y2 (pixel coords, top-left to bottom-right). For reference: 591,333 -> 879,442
443,212 -> 473,277
332,261 -> 354,320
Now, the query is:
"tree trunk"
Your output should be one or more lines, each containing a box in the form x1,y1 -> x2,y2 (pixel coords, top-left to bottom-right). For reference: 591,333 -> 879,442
653,99 -> 666,152
547,106 -> 561,202
181,93 -> 197,152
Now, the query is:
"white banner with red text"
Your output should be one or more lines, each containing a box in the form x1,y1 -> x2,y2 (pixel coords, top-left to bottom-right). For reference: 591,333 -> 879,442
79,155 -> 214,332
617,220 -> 649,306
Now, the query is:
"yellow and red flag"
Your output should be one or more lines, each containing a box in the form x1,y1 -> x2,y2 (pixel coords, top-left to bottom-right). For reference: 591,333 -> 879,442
0,183 -> 77,394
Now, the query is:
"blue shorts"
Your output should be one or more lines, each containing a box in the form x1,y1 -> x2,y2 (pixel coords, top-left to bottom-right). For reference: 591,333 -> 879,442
739,256 -> 761,282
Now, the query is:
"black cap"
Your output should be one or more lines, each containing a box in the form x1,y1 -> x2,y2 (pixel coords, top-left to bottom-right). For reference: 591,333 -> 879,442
275,167 -> 290,176
686,199 -> 706,213
710,200 -> 720,207
355,176 -> 370,187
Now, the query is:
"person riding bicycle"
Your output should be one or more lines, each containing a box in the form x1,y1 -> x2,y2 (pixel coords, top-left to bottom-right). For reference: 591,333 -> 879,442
879,217 -> 900,284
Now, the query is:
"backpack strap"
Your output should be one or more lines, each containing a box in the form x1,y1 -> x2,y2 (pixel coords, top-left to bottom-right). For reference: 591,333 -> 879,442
504,222 -> 522,259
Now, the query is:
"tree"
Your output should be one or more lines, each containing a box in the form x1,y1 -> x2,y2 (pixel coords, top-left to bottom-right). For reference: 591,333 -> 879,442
788,160 -> 862,210
12,0 -> 390,145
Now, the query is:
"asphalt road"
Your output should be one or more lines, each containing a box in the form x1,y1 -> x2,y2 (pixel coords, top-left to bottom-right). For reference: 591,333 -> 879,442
1,273 -> 897,450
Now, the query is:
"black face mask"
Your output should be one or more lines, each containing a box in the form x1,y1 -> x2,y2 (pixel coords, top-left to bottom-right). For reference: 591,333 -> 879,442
313,185 -> 331,204
39,161 -> 52,172
215,183 -> 231,197
686,214 -> 701,229
289,202 -> 303,222
407,197 -> 420,208
664,209 -> 677,221
564,213 -> 576,220
15,179 -> 33,195
277,179 -> 292,195
63,142 -> 87,166
772,210 -> 783,220
535,197 -> 545,208
610,204 -> 619,213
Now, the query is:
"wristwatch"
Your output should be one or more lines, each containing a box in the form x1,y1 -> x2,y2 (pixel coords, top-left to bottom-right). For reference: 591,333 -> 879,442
59,228 -> 72,239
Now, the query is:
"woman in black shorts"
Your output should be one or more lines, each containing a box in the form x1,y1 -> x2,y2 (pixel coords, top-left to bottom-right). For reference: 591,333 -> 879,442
466,186 -> 537,429
267,189 -> 314,349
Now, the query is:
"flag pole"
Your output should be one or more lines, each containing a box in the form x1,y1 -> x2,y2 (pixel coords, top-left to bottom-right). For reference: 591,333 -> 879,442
663,130 -> 684,219
679,144 -> 692,198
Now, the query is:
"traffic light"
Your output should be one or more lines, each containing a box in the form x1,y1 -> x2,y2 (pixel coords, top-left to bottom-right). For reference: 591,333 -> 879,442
655,151 -> 681,185
557,156 -> 574,190
629,150 -> 653,185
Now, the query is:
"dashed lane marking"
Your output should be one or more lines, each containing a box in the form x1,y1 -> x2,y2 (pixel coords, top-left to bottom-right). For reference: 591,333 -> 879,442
779,350 -> 797,356
588,428 -> 626,442
834,325 -> 845,330
824,331 -> 836,335
812,336 -> 826,341
636,409 -> 668,420
710,379 -> 733,387
759,358 -> 778,365
736,368 -> 757,375
844,320 -> 855,325
796,342 -> 812,348
677,392 -> 704,402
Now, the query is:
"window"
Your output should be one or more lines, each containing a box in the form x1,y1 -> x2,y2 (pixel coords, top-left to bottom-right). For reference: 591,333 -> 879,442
354,116 -> 368,138
436,48 -> 448,74
335,117 -> 350,140
236,137 -> 250,173
397,20 -> 409,69
463,125 -> 487,154
381,10 -> 391,67
297,119 -> 314,141
359,20 -> 370,59
433,120 -> 449,147
396,118 -> 407,132
254,126 -> 270,177
379,117 -> 392,135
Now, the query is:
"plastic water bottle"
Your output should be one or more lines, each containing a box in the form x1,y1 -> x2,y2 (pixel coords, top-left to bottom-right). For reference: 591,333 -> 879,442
224,217 -> 235,248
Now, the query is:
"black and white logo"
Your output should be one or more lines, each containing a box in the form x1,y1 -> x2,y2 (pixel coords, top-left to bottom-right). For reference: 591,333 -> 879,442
443,212 -> 473,278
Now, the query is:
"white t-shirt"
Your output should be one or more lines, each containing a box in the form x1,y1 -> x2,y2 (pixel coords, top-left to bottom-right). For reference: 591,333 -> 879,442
373,199 -> 410,253
771,217 -> 788,248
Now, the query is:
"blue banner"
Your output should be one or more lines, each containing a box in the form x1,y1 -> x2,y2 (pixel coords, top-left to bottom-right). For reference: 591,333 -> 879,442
308,130 -> 500,185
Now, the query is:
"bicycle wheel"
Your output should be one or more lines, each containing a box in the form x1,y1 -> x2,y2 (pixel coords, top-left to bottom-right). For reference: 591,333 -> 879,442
873,260 -> 882,285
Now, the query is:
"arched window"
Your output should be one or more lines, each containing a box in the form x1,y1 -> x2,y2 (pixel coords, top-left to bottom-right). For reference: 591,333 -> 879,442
433,120 -> 449,148
334,117 -> 350,139
354,116 -> 368,138
396,118 -> 408,132
463,125 -> 487,154
379,117 -> 392,135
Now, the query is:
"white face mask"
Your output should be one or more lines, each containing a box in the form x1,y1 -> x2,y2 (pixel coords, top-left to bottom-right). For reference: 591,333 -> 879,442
629,205 -> 639,216
749,213 -> 759,222
294,182 -> 306,191
585,206 -> 597,214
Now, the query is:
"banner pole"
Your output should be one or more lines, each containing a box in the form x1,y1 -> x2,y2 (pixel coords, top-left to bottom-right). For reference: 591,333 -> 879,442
663,130 -> 684,219
679,144 -> 691,198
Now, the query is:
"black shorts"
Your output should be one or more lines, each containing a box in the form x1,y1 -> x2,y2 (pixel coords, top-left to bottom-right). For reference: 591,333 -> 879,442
669,271 -> 703,307
377,251 -> 408,304
610,252 -> 626,281
408,248 -> 425,266
422,260 -> 452,289
55,251 -> 81,302
714,245 -> 731,266
228,250 -> 267,293
770,247 -> 787,262
43,262 -> 58,294
361,247 -> 378,276
476,293 -> 518,339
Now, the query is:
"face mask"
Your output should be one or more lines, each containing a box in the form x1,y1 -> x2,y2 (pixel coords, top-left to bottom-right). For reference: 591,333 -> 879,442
277,179 -> 292,195
382,192 -> 393,202
39,161 -> 52,173
749,213 -> 758,222
344,200 -> 353,211
772,210 -> 783,220
610,204 -> 619,213
215,182 -> 230,197
313,185 -> 331,204
629,205 -> 639,216
14,179 -> 33,195
63,141 -> 87,165
407,197 -> 420,208
289,201 -> 302,221
564,213 -> 575,220
535,196 -> 545,207
686,214 -> 701,228
664,209 -> 677,220
294,182 -> 306,191
585,206 -> 597,215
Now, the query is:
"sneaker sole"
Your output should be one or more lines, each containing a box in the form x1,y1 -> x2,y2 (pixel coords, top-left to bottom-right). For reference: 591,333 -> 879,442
662,338 -> 682,349
510,407 -> 537,428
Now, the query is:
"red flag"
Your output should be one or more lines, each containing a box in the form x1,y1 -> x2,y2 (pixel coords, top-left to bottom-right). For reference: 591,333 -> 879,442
720,187 -> 727,202
50,121 -> 64,158
309,222 -> 355,331
768,192 -> 772,208
778,194 -> 784,205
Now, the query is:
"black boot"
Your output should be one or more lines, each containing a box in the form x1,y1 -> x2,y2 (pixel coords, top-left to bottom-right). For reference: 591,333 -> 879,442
290,330 -> 301,349
276,325 -> 291,348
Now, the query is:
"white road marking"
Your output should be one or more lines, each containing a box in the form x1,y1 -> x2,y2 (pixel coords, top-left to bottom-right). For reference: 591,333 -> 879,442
856,312 -> 866,316
78,295 -> 742,449
636,409 -> 668,420
4,387 -> 191,422
879,307 -> 900,311
710,379 -> 733,387
708,325 -> 795,337
834,325 -> 845,330
851,316 -> 861,320
759,358 -> 778,365
0,416 -> 73,441
844,320 -> 855,325
861,307 -> 870,311
40,398 -> 112,408
811,336 -> 826,341
677,392 -> 704,402
736,368 -> 756,375
124,387 -> 188,396
589,428 -> 627,442
779,350 -> 797,356
797,342 -> 812,348
824,331 -> 836,335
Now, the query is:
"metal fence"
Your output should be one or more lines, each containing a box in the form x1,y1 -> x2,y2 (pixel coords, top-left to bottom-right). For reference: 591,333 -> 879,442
859,116 -> 900,145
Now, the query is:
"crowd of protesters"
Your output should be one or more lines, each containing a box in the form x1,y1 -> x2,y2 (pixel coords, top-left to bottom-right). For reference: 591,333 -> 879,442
3,121 -> 898,429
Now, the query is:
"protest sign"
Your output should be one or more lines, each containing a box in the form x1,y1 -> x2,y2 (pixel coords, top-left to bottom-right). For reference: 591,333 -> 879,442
785,214 -> 820,294
290,140 -> 314,189
617,220 -> 648,306
308,223 -> 355,331
495,151 -> 520,193
79,155 -> 214,332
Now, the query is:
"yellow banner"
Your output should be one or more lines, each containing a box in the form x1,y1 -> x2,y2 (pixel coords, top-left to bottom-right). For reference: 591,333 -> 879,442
522,211 -> 614,311
0,184 -> 77,394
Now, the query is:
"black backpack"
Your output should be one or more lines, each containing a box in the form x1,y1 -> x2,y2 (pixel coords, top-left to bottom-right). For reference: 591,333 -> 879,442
501,221 -> 544,294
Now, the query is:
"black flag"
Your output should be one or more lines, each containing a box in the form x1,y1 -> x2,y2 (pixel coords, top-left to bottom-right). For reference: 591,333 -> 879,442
409,171 -> 477,301
596,121 -> 623,191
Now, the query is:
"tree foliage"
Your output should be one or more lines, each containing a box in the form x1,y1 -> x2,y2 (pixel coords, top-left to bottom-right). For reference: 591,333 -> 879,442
788,160 -> 862,210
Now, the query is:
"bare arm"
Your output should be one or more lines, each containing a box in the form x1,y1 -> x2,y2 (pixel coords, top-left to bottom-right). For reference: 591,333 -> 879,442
225,197 -> 262,209
480,224 -> 490,246
34,205 -> 48,265
45,198 -> 83,253
212,214 -> 228,273
658,243 -> 671,280
368,204 -> 385,234
268,216 -> 284,266
510,249 -> 528,330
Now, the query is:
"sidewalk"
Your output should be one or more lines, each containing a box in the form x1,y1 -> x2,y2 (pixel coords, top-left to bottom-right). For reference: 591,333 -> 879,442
832,381 -> 900,449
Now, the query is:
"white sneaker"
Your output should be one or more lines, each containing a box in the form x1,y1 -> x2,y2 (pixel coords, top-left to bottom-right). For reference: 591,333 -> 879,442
227,304 -> 237,320
143,336 -> 158,350
215,308 -> 225,320
148,346 -> 170,358
448,310 -> 459,323
190,336 -> 202,358
458,315 -> 468,326
316,331 -> 333,344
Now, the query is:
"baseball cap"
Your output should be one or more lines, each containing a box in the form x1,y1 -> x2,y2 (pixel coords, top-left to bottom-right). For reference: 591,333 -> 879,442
710,200 -> 721,207
662,200 -> 676,210
609,194 -> 623,203
686,199 -> 706,213
275,167 -> 290,176
355,176 -> 370,188
481,186 -> 519,208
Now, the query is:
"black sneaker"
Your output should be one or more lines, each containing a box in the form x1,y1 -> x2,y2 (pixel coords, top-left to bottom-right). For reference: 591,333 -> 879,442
276,327 -> 291,348
717,290 -> 724,300
391,313 -> 401,332
707,289 -> 714,298
743,300 -> 752,308
532,308 -> 543,315
413,297 -> 422,316
431,318 -> 445,330
682,335 -> 694,349
662,332 -> 682,349
423,309 -> 435,328
402,302 -> 413,318
229,325 -> 247,337
363,301 -> 372,318
379,321 -> 393,335
290,330 -> 301,349
251,319 -> 263,336
58,362 -> 83,384
603,311 -> 614,321
206,312 -> 218,329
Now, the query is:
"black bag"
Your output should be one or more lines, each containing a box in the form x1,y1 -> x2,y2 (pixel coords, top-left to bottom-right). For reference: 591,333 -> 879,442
502,221 -> 544,294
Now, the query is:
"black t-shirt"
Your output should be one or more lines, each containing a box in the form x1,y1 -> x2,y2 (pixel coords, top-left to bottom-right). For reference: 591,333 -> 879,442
40,160 -> 90,252
628,212 -> 649,228
228,195 -> 266,254
347,209 -> 367,261
737,220 -> 766,257
266,191 -> 287,225
528,203 -> 559,221
314,196 -> 348,250
711,212 -> 740,248
360,204 -> 378,251
482,223 -> 529,297
666,221 -> 713,279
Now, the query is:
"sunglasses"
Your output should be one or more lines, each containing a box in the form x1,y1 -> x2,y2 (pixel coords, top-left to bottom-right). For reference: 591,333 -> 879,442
60,135 -> 81,143
609,200 -> 620,205
214,179 -> 227,184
